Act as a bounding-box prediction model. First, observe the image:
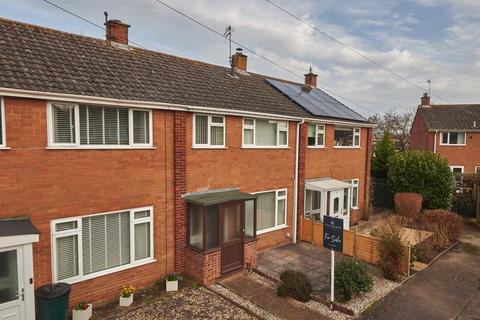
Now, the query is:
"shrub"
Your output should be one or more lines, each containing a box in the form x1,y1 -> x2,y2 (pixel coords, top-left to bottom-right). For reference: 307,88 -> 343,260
333,259 -> 373,303
388,151 -> 453,209
372,131 -> 396,179
277,270 -> 312,302
452,193 -> 475,218
376,224 -> 404,280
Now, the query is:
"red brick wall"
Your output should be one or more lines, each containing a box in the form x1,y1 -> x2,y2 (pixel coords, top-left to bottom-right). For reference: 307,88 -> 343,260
0,97 -> 175,306
297,123 -> 307,238
174,111 -> 188,273
244,240 -> 257,268
185,114 -> 297,249
304,124 -> 370,224
435,132 -> 480,173
410,109 -> 434,151
185,248 -> 221,285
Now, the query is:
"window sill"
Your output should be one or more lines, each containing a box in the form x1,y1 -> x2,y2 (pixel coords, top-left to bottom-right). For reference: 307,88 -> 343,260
351,206 -> 359,210
58,258 -> 157,285
0,147 -> 11,150
333,146 -> 361,149
46,146 -> 157,150
439,144 -> 466,147
257,224 -> 288,235
192,146 -> 228,150
307,146 -> 325,149
242,146 -> 290,149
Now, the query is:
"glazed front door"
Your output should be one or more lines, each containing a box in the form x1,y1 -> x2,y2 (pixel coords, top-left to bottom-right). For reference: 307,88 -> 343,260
0,246 -> 25,320
220,202 -> 244,274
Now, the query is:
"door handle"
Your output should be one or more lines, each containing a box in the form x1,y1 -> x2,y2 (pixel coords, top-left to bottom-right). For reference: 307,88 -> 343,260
21,288 -> 24,301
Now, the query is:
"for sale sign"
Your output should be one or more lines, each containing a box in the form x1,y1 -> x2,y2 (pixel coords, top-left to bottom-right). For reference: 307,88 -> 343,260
323,216 -> 343,252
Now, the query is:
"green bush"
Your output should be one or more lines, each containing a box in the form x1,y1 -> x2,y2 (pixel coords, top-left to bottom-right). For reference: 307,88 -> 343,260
452,193 -> 475,218
333,259 -> 373,302
277,270 -> 312,302
388,151 -> 453,209
372,131 -> 396,179
377,225 -> 404,280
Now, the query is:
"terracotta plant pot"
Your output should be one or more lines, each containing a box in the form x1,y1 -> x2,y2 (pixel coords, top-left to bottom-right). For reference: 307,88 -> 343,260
394,192 -> 423,217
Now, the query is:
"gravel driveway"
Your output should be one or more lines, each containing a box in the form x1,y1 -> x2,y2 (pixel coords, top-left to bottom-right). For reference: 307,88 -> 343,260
116,286 -> 256,320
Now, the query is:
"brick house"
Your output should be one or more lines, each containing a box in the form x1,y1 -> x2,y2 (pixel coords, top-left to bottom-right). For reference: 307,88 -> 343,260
411,93 -> 480,173
0,17 -> 373,318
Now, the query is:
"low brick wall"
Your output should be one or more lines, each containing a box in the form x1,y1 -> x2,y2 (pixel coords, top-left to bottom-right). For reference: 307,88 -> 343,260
300,217 -> 411,275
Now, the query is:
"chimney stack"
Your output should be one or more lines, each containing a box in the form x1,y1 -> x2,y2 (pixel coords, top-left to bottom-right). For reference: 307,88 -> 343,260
105,19 -> 130,45
232,48 -> 248,72
420,92 -> 430,106
304,67 -> 317,87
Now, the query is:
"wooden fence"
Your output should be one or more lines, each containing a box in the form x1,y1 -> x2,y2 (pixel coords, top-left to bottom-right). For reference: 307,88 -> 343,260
300,216 -> 411,276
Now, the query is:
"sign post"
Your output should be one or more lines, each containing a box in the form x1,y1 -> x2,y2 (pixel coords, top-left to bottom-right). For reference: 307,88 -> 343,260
323,216 -> 344,309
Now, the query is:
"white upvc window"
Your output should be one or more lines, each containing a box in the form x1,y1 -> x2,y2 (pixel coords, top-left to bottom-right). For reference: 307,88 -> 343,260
193,114 -> 225,148
307,124 -> 325,147
450,166 -> 464,173
254,189 -> 287,234
47,103 -> 153,148
344,179 -> 359,209
440,132 -> 466,146
242,118 -> 288,147
0,97 -> 6,148
334,126 -> 360,148
475,166 -> 480,174
51,206 -> 154,284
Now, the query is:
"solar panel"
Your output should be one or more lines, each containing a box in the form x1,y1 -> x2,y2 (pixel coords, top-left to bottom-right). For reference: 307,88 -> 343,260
266,79 -> 366,122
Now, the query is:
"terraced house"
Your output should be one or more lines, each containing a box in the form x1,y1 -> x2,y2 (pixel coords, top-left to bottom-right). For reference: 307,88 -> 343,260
0,17 -> 373,318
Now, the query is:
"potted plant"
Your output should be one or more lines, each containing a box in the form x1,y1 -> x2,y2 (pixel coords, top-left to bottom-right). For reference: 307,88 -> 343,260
166,272 -> 178,292
72,302 -> 92,320
119,285 -> 135,307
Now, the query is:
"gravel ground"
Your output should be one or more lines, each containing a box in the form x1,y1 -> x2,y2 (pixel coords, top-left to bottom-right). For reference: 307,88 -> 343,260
116,286 -> 256,320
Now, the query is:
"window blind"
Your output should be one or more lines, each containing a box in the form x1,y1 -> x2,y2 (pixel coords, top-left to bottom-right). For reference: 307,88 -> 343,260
52,104 -> 76,144
133,110 -> 150,144
56,235 -> 79,280
0,104 -> 3,145
134,222 -> 150,261
195,115 -> 208,145
80,106 -> 130,145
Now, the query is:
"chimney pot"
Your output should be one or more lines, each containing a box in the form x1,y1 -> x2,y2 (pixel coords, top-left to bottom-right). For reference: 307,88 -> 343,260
105,19 -> 130,45
420,92 -> 430,106
304,68 -> 318,87
232,48 -> 248,72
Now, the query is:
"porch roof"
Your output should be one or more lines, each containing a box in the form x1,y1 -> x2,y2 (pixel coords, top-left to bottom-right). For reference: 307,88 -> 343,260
0,216 -> 39,237
306,179 -> 352,192
185,190 -> 257,206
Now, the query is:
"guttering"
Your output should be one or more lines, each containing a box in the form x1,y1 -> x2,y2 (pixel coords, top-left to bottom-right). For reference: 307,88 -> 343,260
292,119 -> 304,244
0,87 -> 376,127
433,130 -> 438,153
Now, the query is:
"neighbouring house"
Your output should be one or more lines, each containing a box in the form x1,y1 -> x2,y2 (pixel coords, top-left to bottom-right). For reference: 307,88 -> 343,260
411,93 -> 480,173
0,17 -> 373,318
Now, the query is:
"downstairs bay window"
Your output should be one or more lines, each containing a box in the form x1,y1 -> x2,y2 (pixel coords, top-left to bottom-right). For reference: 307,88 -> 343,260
48,103 -> 152,148
256,189 -> 287,234
51,207 -> 154,283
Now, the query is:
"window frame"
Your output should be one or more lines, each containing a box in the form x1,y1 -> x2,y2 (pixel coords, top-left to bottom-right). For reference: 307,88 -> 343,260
334,126 -> 361,148
307,124 -> 325,148
47,102 -> 153,149
51,206 -> 154,284
242,118 -> 289,148
192,114 -> 226,148
440,132 -> 466,146
475,166 -> 480,174
450,166 -> 464,173
0,97 -> 6,148
253,188 -> 288,234
344,178 -> 359,209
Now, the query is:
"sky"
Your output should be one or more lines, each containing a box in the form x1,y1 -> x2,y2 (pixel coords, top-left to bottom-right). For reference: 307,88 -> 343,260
2,0 -> 480,116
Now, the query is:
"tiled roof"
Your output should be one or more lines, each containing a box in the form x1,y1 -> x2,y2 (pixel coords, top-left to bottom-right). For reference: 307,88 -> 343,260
418,104 -> 480,130
0,17 -> 366,122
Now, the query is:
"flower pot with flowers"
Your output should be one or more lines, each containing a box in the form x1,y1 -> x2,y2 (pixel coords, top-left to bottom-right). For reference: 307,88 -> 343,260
166,272 -> 178,292
119,285 -> 135,307
72,302 -> 92,320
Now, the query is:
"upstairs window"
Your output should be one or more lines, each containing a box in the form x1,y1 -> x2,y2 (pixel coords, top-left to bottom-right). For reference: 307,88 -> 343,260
440,132 -> 465,145
334,127 -> 360,147
48,103 -> 152,147
450,166 -> 464,173
243,118 -> 288,147
194,114 -> 225,147
0,97 -> 5,147
307,124 -> 325,147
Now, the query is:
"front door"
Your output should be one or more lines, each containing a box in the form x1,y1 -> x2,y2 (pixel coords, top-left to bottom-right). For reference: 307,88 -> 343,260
0,246 -> 25,320
329,189 -> 344,220
220,202 -> 244,274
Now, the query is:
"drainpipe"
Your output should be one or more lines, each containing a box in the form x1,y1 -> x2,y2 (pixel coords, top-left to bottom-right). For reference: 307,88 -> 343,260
433,130 -> 438,153
293,120 -> 304,244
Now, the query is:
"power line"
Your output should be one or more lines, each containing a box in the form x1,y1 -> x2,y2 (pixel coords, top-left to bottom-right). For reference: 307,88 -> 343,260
40,0 -> 146,49
263,0 -> 450,104
152,0 -> 375,114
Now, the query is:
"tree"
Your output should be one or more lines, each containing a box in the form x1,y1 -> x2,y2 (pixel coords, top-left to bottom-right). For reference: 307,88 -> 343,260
372,131 -> 395,179
368,109 -> 414,151
388,151 -> 453,209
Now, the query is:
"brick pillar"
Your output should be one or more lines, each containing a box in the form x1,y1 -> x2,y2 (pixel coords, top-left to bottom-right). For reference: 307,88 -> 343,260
174,111 -> 187,273
364,128 -> 373,218
296,123 -> 307,240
